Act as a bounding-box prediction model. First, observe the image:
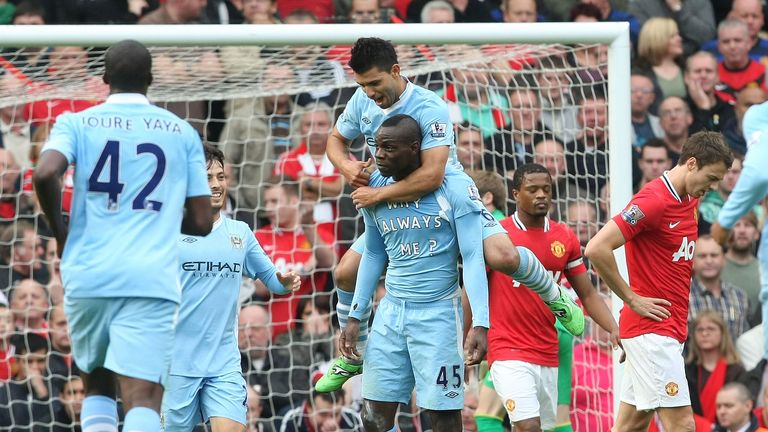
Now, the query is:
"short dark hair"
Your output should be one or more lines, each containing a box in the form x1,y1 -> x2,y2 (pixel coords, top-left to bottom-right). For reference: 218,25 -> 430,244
512,163 -> 551,190
13,0 -> 46,22
264,176 -> 299,198
569,2 -> 602,21
311,386 -> 345,407
679,131 -> 734,169
379,114 -> 421,144
11,332 -> 49,355
348,37 -> 398,74
203,143 -> 224,168
104,39 -> 152,93
0,221 -> 35,262
640,138 -> 671,160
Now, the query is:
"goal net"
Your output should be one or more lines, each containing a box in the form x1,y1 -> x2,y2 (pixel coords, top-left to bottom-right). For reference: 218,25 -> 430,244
0,23 -> 630,431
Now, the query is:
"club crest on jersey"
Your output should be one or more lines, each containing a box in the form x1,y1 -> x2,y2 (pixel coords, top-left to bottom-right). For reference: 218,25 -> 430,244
621,204 -> 645,225
430,122 -> 447,138
230,235 -> 243,249
505,399 -> 516,412
551,241 -> 565,258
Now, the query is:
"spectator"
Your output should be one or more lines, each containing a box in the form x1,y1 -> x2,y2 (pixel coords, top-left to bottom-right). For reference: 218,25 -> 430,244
722,212 -> 762,328
276,0 -> 333,23
686,310 -> 748,423
247,383 -> 274,432
0,149 -> 22,224
501,0 -> 537,23
0,303 -> 13,382
533,139 -> 590,221
4,1 -> 48,80
658,95 -> 693,164
1,101 -> 32,172
420,0 -> 454,23
462,384 -> 479,432
629,0 -> 715,57
239,304 -> 272,377
278,387 -> 362,432
703,0 -> 768,65
489,85 -> 555,175
724,86 -> 768,155
714,382 -> 766,431
466,169 -> 507,220
635,17 -> 687,104
700,154 -> 763,235
139,0 -> 207,23
37,374 -> 84,432
254,179 -> 336,338
9,279 -> 49,334
406,0 -> 494,22
439,65 -> 509,139
239,0 -> 279,24
273,103 -> 343,242
717,19 -> 768,105
46,305 -> 77,396
0,222 -> 49,293
754,385 -> 768,426
685,51 -> 737,136
566,92 -> 609,197
0,332 -> 52,431
348,0 -> 379,23
634,138 -> 672,192
455,124 -> 486,171
569,3 -> 601,22
538,56 -> 579,145
580,0 -> 640,45
566,200 -> 598,248
42,239 -> 61,307
631,74 -> 663,148
690,236 -> 751,342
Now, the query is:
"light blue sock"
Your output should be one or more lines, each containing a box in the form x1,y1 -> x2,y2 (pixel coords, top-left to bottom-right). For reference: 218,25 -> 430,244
123,406 -> 161,432
81,395 -> 118,432
336,288 -> 370,359
385,426 -> 397,432
512,247 -> 560,302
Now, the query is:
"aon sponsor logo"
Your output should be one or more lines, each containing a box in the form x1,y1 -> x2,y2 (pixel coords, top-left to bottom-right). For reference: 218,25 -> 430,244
672,236 -> 696,262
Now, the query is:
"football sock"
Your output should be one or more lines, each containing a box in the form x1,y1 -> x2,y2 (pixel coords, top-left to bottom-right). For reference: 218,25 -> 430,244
123,406 -> 161,432
336,288 -> 369,361
81,395 -> 118,432
475,415 -> 505,432
511,247 -> 560,302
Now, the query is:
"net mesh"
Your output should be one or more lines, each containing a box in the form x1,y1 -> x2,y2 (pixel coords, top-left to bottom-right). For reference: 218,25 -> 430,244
0,41 -> 614,431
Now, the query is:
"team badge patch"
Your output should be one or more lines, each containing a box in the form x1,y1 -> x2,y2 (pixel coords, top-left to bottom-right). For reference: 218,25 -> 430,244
621,204 -> 645,225
430,122 -> 447,138
550,241 -> 565,258
505,399 -> 516,413
665,382 -> 679,397
468,185 -> 481,201
230,235 -> 243,249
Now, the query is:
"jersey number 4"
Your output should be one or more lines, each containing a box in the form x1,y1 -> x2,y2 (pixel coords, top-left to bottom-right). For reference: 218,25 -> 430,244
88,140 -> 166,211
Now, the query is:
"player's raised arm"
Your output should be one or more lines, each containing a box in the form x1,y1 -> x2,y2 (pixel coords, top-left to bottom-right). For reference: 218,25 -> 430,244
33,150 -> 69,255
585,220 -> 671,322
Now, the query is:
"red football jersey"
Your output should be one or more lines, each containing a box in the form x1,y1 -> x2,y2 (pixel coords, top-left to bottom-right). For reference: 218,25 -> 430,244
487,214 -> 587,367
254,226 -> 335,339
613,173 -> 698,343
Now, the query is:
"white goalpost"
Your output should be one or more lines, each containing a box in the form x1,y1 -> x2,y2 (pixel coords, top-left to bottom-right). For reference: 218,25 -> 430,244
0,22 -> 631,429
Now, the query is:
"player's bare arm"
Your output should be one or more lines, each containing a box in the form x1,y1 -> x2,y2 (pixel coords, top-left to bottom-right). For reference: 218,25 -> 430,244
181,196 -> 213,236
710,222 -> 729,246
569,271 -> 621,350
585,220 -> 672,322
351,146 -> 449,208
327,127 -> 370,189
33,150 -> 70,256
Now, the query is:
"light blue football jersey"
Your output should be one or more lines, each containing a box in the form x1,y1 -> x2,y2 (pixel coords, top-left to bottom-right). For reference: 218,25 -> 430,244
359,170 -> 482,302
335,81 -> 462,171
172,216 -> 286,377
742,101 -> 768,149
42,93 -> 210,303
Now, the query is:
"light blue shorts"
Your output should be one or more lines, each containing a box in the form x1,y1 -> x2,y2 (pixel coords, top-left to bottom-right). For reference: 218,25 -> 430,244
162,371 -> 247,431
363,294 -> 464,411
64,297 -> 177,384
349,214 -> 506,255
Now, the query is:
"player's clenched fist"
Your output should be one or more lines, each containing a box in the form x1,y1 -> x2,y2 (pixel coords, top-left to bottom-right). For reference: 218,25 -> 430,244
464,326 -> 488,366
277,271 -> 301,292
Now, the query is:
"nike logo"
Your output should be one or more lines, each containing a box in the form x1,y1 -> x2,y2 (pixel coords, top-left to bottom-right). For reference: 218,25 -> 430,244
669,221 -> 681,229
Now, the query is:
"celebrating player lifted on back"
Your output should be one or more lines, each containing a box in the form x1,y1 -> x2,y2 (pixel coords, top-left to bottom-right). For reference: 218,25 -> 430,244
340,115 -> 493,432
585,131 -> 733,432
317,36 -> 585,393
33,40 -> 213,432
162,144 -> 301,432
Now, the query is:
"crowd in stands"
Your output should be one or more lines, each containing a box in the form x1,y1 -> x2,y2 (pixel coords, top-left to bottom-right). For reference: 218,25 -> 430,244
1,0 -> 768,430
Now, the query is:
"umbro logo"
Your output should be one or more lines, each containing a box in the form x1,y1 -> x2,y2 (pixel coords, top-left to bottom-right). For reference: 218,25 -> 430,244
669,221 -> 681,229
362,117 -> 371,124
182,237 -> 198,243
445,391 -> 460,399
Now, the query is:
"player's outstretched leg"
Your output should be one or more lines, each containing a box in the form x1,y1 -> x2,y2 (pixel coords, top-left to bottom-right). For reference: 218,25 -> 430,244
316,246 -> 367,393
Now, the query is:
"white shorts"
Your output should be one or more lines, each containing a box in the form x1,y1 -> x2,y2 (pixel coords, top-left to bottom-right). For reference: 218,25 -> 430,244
620,334 -> 691,410
489,360 -> 557,429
